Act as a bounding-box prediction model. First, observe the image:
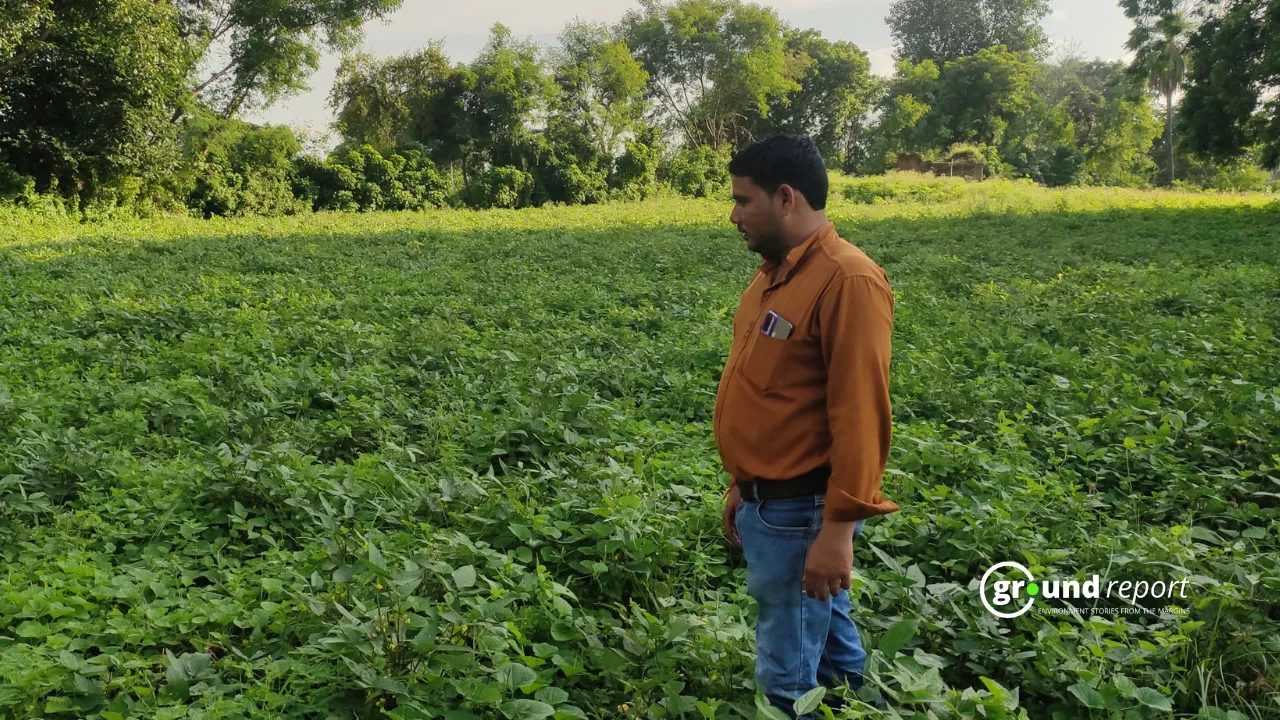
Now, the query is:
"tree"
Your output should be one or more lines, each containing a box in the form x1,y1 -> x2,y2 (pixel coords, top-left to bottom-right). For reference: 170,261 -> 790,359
0,1 -> 52,77
415,65 -> 479,173
1179,0 -> 1280,169
329,44 -> 454,150
552,22 -> 650,158
174,0 -> 404,119
469,24 -> 553,152
177,113 -> 305,217
857,58 -> 941,173
620,0 -> 803,150
933,46 -> 1038,152
859,46 -> 1046,176
1122,0 -> 1192,184
0,0 -> 190,206
887,0 -> 1051,64
750,30 -> 879,166
1056,60 -> 1161,184
328,25 -> 550,192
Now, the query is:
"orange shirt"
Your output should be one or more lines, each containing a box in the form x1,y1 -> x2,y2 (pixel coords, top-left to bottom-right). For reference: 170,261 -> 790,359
713,221 -> 900,523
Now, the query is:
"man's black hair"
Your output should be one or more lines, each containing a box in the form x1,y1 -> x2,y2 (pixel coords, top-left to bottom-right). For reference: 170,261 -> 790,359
727,135 -> 828,210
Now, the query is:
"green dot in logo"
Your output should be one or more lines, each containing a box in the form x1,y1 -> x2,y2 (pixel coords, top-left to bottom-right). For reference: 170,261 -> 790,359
1027,583 -> 1040,597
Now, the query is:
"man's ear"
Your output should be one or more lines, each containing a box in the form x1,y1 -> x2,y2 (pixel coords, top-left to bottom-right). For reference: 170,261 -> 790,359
778,184 -> 795,214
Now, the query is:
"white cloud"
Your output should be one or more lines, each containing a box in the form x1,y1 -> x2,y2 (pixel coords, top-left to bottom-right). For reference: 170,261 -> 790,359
867,47 -> 896,77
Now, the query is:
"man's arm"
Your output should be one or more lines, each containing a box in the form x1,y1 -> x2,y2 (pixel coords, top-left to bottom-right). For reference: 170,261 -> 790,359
817,273 -> 900,524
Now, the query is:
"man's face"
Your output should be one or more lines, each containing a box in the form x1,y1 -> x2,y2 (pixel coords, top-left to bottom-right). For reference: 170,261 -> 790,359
730,175 -> 785,257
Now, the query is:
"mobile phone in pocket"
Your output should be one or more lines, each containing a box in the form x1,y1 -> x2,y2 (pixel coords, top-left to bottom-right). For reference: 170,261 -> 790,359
760,310 -> 794,339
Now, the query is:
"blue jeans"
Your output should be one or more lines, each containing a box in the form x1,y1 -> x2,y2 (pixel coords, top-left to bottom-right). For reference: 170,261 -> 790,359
736,494 -> 867,718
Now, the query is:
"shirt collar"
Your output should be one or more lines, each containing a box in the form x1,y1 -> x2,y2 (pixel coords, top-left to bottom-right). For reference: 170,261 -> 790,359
760,221 -> 834,287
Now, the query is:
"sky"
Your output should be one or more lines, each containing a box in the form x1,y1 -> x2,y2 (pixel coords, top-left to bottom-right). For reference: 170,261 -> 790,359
247,0 -> 1135,141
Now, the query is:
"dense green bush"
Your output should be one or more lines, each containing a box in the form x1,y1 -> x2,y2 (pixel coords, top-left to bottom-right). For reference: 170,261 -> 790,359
612,140 -> 660,200
1039,146 -> 1085,187
543,158 -> 609,206
470,166 -> 535,209
661,146 -> 730,198
841,171 -> 968,204
178,117 -> 307,218
293,145 -> 447,212
0,160 -> 68,216
488,132 -> 612,207
1205,162 -> 1273,192
292,156 -> 360,211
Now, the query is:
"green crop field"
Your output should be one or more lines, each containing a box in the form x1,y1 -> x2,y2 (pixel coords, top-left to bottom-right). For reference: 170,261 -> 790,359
1,179 -> 1278,720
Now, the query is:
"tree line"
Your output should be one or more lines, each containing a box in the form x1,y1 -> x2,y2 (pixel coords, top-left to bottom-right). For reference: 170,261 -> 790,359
1,0 -> 1277,217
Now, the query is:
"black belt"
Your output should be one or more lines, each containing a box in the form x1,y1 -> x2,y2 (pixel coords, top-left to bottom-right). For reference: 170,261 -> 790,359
737,466 -> 830,502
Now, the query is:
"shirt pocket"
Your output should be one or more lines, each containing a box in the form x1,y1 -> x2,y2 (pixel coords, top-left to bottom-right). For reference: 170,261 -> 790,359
741,334 -> 791,391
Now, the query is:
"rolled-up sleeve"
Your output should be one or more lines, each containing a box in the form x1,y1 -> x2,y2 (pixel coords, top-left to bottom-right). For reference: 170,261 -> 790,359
818,274 -> 900,523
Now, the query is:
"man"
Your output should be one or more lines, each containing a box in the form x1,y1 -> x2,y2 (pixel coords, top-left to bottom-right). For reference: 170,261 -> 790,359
714,135 -> 900,717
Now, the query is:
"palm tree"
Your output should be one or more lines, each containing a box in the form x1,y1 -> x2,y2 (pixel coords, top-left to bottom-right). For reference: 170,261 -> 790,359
1123,1 -> 1192,185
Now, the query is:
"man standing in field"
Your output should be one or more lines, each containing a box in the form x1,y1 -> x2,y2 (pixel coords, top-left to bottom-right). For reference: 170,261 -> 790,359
716,135 -> 899,716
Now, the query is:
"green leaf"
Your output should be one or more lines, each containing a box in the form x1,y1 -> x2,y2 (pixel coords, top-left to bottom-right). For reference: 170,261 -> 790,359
755,694 -> 791,720
535,687 -> 569,705
552,596 -> 573,616
1069,682 -> 1106,709
550,620 -> 577,641
665,615 -> 696,641
793,687 -> 826,716
1188,527 -> 1222,545
665,695 -> 699,715
1132,687 -> 1173,711
497,663 -> 537,690
501,699 -> 556,720
454,678 -> 502,704
15,621 -> 49,638
755,706 -> 790,720
165,651 -> 212,684
453,565 -> 477,589
367,542 -> 386,569
877,618 -> 919,657
73,673 -> 99,694
979,676 -> 1016,708
1112,674 -> 1138,697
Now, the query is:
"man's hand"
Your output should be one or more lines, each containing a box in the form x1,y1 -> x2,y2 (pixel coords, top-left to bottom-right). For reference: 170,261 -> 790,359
723,485 -> 743,548
804,520 -> 856,600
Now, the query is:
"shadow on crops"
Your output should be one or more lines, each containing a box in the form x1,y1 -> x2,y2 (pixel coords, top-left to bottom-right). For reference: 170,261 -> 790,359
2,199 -> 1279,269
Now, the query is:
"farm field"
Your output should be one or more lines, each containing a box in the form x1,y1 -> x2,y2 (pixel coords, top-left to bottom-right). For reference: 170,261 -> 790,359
1,179 -> 1279,719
